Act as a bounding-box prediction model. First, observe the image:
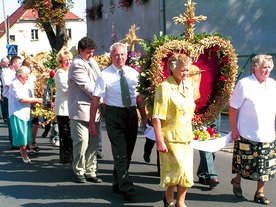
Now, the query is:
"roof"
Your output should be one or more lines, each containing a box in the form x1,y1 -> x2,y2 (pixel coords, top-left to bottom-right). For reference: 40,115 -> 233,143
0,4 -> 81,38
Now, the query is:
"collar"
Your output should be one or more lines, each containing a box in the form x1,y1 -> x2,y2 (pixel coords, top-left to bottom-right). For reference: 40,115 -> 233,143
166,76 -> 190,96
111,64 -> 125,75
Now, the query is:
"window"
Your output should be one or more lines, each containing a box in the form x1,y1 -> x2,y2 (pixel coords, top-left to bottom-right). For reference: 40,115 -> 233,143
66,28 -> 72,39
9,35 -> 15,42
31,29 -> 38,40
110,0 -> 114,6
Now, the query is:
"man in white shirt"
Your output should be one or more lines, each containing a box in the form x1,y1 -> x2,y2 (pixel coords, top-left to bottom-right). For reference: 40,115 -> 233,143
1,56 -> 22,149
0,57 -> 10,120
89,42 -> 147,201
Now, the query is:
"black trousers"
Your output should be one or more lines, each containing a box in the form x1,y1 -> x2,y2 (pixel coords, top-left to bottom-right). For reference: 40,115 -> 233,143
105,105 -> 138,193
3,97 -> 12,145
144,138 -> 160,175
56,116 -> 73,164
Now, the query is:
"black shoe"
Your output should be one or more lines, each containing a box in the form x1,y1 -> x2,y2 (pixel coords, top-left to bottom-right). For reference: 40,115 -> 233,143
41,132 -> 48,138
143,154 -> 150,163
76,175 -> 86,183
86,177 -> 102,183
10,145 -> 19,150
113,183 -> 123,194
97,152 -> 104,159
208,178 -> 219,188
198,177 -> 208,185
123,188 -> 139,201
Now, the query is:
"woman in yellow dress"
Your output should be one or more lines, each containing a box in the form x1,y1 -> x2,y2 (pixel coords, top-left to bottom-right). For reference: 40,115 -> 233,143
152,53 -> 195,207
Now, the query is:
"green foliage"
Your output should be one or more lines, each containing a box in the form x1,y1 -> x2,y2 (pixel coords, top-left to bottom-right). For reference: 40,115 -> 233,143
18,0 -> 75,51
193,32 -> 231,43
137,33 -> 184,108
43,49 -> 58,69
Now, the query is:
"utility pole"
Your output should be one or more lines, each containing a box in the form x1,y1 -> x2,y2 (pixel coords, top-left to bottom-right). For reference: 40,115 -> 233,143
1,0 -> 9,48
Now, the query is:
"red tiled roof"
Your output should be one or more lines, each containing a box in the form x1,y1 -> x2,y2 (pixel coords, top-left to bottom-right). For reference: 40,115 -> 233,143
0,5 -> 81,38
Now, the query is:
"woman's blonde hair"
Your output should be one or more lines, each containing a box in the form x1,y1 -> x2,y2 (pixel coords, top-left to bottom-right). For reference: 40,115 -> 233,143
250,54 -> 274,73
56,46 -> 73,68
22,58 -> 33,68
167,53 -> 192,75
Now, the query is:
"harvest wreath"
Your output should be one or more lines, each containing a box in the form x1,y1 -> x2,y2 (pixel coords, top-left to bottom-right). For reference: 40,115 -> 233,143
137,1 -> 238,127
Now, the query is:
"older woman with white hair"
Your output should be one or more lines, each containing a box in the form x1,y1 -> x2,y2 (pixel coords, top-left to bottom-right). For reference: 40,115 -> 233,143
229,54 -> 276,205
8,66 -> 43,163
152,53 -> 195,207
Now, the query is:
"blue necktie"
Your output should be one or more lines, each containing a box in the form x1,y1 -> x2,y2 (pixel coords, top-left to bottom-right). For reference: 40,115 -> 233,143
119,70 -> 131,107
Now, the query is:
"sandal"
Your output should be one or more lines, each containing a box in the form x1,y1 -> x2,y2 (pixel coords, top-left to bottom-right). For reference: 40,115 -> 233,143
230,178 -> 243,198
27,144 -> 35,155
32,142 -> 40,152
254,192 -> 270,205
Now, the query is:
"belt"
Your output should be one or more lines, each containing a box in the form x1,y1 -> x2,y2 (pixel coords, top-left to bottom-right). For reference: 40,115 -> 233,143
105,105 -> 136,110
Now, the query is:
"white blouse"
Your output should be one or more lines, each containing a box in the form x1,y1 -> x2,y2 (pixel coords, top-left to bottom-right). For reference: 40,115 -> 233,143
8,78 -> 32,121
54,68 -> 69,116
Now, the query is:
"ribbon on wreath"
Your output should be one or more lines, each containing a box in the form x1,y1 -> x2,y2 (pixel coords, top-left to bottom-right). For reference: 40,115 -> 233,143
43,70 -> 56,107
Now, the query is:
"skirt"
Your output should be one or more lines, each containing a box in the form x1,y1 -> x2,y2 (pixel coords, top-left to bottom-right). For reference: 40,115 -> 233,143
232,136 -> 276,181
159,141 -> 194,188
10,115 -> 31,147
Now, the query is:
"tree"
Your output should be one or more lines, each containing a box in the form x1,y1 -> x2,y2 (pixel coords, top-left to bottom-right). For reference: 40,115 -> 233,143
18,0 -> 74,51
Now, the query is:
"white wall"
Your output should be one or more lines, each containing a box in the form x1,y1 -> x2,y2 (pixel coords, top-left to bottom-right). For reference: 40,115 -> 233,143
87,0 -> 276,78
0,19 -> 87,58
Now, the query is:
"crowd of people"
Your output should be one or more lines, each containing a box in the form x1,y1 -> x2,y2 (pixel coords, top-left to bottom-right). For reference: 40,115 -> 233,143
0,36 -> 275,206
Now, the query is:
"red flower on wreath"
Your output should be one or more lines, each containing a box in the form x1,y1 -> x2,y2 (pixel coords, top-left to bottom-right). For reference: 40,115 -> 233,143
222,56 -> 229,64
211,46 -> 220,53
219,75 -> 228,82
187,19 -> 195,24
192,114 -> 203,126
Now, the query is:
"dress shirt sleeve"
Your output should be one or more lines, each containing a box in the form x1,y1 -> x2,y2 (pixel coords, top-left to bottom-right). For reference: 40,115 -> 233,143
93,72 -> 106,98
229,80 -> 245,109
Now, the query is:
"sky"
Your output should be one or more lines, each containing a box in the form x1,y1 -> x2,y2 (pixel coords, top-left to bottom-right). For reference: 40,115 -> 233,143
0,0 -> 87,23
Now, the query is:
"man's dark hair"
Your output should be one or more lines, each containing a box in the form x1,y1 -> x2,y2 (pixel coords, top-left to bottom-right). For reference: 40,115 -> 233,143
10,56 -> 21,64
78,36 -> 96,51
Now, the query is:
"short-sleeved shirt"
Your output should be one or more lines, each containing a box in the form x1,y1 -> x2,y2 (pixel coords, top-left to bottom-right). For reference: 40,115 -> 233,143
8,78 -> 32,121
152,76 -> 195,143
1,68 -> 15,98
230,74 -> 276,142
93,64 -> 139,107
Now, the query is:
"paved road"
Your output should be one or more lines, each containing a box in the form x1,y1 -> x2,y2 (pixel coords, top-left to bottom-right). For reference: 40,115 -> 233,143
0,116 -> 275,207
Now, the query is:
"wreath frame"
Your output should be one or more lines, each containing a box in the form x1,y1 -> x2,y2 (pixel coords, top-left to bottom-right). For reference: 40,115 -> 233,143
138,35 -> 238,127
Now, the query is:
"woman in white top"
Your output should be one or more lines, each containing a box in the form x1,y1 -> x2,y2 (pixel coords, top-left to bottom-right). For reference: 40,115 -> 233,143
54,47 -> 73,164
8,66 -> 43,163
22,58 -> 40,153
229,54 -> 276,205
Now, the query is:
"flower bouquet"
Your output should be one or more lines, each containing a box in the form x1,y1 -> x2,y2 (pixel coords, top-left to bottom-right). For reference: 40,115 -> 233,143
118,0 -> 133,11
86,2 -> 103,21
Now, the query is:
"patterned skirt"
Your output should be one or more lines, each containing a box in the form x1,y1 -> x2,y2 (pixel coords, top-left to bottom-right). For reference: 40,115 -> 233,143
232,136 -> 276,181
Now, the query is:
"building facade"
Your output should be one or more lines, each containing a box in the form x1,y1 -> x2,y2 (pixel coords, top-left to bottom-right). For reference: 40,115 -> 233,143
86,0 -> 276,76
0,5 -> 87,58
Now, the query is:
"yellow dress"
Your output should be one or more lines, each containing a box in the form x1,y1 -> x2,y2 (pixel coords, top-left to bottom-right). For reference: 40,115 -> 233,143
152,76 -> 195,188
